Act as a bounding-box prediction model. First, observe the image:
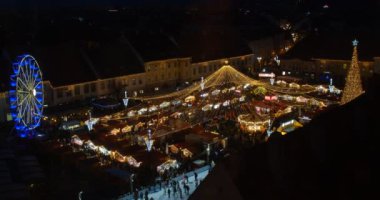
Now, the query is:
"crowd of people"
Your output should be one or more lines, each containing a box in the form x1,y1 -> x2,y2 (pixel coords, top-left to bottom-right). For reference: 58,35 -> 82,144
132,169 -> 204,200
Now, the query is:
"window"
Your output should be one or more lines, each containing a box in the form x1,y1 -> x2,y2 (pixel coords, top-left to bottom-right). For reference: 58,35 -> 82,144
132,79 -> 136,85
66,90 -> 72,97
84,84 -> 90,94
101,82 -> 105,90
108,80 -> 115,89
91,83 -> 97,93
57,89 -> 64,98
193,68 -> 196,75
139,79 -> 143,85
198,66 -> 202,74
75,85 -> 81,95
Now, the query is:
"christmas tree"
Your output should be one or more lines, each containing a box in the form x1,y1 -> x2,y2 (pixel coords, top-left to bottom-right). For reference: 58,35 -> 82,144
340,40 -> 364,105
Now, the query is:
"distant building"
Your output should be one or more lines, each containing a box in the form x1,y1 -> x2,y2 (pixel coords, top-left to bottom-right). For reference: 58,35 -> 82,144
268,32 -> 380,86
279,58 -> 375,85
0,53 -> 254,122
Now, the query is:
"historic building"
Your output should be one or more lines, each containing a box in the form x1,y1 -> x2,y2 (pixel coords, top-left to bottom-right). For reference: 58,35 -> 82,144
0,54 -> 254,122
278,58 -> 375,85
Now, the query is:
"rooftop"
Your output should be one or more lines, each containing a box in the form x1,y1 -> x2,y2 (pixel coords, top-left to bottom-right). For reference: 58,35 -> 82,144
283,31 -> 380,61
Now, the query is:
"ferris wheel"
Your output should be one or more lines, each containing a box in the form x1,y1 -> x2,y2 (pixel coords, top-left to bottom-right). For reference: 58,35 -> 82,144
9,54 -> 44,135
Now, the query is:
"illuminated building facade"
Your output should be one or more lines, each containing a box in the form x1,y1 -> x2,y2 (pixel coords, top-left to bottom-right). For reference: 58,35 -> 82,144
0,54 -> 254,122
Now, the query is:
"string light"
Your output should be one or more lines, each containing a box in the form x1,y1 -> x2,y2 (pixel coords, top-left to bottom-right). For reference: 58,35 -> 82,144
340,40 -> 364,105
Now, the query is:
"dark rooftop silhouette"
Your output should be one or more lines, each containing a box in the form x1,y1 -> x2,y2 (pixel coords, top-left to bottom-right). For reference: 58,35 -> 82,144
283,31 -> 380,61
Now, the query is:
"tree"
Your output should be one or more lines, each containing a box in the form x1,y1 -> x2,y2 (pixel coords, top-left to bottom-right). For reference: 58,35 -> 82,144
341,40 -> 364,105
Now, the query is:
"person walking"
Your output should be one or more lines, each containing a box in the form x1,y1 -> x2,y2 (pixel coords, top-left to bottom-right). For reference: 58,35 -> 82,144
194,171 -> 198,183
184,184 -> 189,195
133,190 -> 138,200
167,188 -> 171,199
179,187 -> 183,199
173,185 -> 177,198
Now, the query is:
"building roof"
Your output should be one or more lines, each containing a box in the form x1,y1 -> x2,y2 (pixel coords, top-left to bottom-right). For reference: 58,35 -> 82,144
126,31 -> 183,62
0,39 -> 145,90
283,31 -> 380,61
176,25 -> 252,62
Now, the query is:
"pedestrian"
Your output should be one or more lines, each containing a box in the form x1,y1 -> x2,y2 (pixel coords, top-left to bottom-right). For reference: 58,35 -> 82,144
168,188 -> 171,198
134,190 -> 138,200
185,175 -> 189,183
186,184 -> 190,195
194,171 -> 198,182
173,185 -> 177,198
139,192 -> 143,200
145,190 -> 149,200
179,187 -> 183,199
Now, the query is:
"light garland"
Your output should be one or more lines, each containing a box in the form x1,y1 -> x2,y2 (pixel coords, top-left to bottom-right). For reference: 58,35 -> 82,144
341,40 -> 364,105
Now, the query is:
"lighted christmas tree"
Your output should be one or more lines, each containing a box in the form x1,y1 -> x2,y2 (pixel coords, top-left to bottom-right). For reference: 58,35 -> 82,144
340,40 -> 364,105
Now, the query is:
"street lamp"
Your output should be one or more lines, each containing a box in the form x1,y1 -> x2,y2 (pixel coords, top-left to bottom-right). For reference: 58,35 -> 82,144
257,57 -> 262,72
206,144 -> 211,163
145,129 -> 154,152
78,191 -> 83,200
123,90 -> 129,107
85,109 -> 94,131
130,174 -> 135,193
257,57 -> 262,64
274,55 -> 280,66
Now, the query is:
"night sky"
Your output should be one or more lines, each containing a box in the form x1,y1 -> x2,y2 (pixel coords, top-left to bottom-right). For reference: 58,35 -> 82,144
0,0 -> 378,9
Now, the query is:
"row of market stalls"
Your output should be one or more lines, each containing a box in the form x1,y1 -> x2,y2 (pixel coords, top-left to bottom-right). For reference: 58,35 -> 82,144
272,79 -> 342,96
278,95 -> 327,107
261,93 -> 327,108
124,84 -> 254,119
71,134 -> 183,174
201,96 -> 246,111
71,135 -> 142,168
238,114 -> 304,136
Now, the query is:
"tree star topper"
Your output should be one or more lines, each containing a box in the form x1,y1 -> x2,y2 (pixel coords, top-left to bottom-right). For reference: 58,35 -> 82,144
352,39 -> 359,47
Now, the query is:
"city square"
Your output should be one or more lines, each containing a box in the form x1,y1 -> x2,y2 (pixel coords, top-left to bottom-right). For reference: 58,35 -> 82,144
0,1 -> 379,199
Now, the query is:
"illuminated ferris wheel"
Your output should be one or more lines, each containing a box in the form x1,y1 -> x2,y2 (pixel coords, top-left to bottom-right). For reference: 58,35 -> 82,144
9,55 -> 44,135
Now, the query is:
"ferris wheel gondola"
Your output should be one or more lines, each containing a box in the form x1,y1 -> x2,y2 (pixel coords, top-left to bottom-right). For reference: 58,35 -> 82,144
9,54 -> 44,137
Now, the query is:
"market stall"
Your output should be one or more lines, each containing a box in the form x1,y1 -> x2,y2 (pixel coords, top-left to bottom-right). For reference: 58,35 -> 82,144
157,159 -> 179,174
